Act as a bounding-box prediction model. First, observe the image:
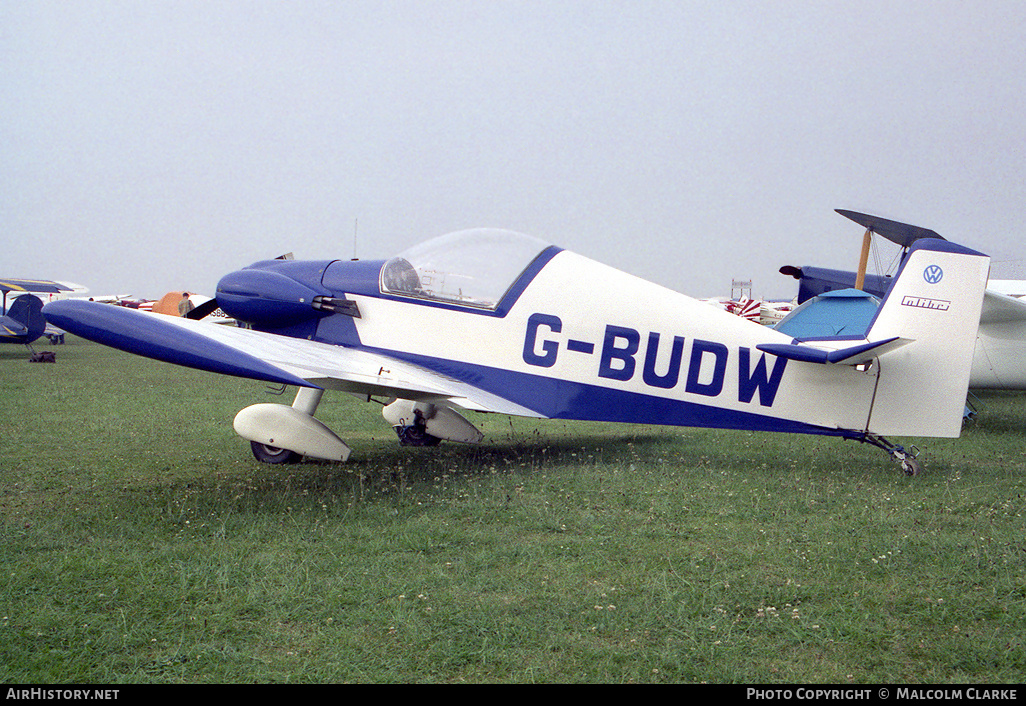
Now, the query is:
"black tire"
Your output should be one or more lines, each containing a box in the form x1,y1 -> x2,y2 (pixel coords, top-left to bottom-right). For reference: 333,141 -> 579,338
394,425 -> 442,447
250,441 -> 300,464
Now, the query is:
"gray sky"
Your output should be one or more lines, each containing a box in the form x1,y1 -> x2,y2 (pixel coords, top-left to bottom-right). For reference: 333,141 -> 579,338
4,1 -> 1025,301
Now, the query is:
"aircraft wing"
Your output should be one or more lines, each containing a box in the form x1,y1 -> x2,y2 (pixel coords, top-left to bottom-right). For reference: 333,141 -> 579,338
979,289 -> 1026,325
42,299 -> 542,418
834,210 -> 945,248
0,278 -> 79,294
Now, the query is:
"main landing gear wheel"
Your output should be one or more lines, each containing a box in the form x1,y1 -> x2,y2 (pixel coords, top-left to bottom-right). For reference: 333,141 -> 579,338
394,424 -> 442,447
250,441 -> 300,464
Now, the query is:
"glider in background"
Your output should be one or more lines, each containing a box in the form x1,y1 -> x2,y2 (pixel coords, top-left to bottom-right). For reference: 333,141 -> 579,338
44,221 -> 990,475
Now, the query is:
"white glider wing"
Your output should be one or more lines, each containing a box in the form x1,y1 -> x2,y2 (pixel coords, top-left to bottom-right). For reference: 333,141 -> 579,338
980,289 -> 1026,325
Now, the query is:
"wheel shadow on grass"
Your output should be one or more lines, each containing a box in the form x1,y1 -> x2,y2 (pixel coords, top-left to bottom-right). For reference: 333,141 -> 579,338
167,430 -> 673,508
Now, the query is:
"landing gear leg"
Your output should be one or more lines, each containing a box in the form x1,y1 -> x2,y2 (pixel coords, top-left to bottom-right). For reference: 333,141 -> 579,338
863,434 -> 920,476
292,387 -> 324,416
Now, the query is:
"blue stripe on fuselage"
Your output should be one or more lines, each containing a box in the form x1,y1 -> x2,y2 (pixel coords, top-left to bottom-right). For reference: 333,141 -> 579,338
363,346 -> 853,439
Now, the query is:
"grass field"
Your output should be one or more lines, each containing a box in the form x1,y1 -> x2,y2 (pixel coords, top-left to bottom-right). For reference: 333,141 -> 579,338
1,336 -> 1024,683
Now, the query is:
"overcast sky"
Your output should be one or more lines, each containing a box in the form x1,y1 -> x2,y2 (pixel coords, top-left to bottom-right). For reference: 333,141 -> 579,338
4,1 -> 1025,301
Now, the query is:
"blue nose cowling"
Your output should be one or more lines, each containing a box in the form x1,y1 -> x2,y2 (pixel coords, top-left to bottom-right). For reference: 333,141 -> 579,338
216,268 -> 328,328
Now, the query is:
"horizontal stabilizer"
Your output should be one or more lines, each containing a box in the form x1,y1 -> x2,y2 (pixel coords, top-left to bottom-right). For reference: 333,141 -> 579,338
757,336 -> 909,366
43,299 -> 317,389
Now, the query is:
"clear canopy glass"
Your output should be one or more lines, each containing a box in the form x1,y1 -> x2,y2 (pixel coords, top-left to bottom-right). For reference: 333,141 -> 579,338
379,228 -> 552,309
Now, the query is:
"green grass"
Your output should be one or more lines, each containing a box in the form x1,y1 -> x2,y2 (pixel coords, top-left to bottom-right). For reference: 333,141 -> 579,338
1,337 -> 1025,683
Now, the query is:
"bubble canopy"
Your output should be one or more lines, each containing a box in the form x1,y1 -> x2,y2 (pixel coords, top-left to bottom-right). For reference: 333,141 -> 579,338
379,228 -> 555,310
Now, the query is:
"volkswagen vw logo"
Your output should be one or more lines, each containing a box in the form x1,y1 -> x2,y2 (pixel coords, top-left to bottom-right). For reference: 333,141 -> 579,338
923,265 -> 944,284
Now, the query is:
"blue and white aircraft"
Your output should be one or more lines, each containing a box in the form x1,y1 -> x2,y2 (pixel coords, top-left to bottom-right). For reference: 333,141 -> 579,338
43,220 -> 990,474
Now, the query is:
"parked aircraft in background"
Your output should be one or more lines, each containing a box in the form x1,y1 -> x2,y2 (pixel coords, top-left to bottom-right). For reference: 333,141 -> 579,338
145,291 -> 234,323
1,277 -> 231,346
704,280 -> 795,326
707,296 -> 795,326
779,210 -> 1026,390
985,280 -> 1026,299
96,291 -> 234,325
44,221 -> 990,475
1,294 -> 46,345
1,278 -> 88,307
1,278 -> 86,345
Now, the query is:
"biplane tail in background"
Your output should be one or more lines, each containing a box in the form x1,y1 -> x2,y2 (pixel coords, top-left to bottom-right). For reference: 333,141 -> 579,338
778,210 -> 946,303
779,211 -> 1026,392
0,294 -> 47,344
1,278 -> 87,346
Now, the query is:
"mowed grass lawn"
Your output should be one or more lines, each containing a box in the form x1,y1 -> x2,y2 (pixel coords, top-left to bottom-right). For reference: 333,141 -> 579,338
1,336 -> 1024,683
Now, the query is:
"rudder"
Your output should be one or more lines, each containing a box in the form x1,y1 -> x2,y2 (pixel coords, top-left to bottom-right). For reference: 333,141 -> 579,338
864,238 -> 989,437
6,295 -> 46,343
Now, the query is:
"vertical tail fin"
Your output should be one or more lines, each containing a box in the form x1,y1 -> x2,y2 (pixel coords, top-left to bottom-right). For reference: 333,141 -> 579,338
865,238 -> 989,437
5,295 -> 47,343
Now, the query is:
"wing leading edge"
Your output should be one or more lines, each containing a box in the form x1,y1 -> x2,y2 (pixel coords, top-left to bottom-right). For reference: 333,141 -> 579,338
42,299 -> 541,418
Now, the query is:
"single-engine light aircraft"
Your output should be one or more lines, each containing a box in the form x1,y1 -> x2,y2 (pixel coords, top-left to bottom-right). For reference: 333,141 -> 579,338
43,220 -> 990,475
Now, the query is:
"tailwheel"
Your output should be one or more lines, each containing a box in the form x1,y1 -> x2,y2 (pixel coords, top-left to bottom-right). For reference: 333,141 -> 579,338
892,444 -> 921,476
250,441 -> 300,464
862,434 -> 921,475
900,455 -> 921,477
